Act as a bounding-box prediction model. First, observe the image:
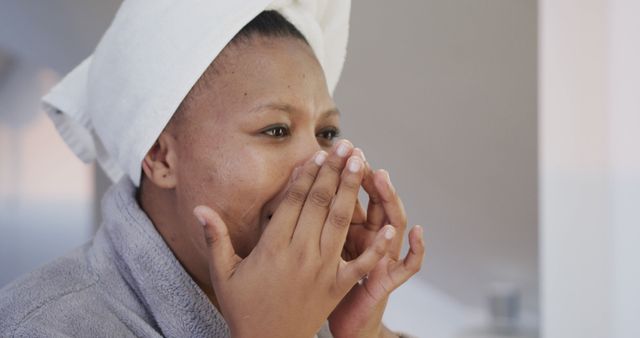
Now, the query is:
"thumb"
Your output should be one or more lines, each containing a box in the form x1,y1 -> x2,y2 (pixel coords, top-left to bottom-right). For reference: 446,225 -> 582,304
193,205 -> 239,283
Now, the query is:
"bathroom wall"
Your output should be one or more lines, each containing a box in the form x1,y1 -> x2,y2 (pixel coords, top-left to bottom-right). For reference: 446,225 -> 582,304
336,0 -> 539,331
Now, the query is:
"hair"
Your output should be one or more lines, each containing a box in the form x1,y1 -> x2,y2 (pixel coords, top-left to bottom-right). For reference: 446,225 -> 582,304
234,10 -> 308,46
166,10 -> 309,131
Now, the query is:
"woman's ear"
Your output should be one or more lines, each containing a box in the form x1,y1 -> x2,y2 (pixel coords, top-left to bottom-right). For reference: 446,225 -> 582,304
141,131 -> 179,189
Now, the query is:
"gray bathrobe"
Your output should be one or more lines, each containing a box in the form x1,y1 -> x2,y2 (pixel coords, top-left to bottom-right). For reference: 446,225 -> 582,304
0,177 -> 334,337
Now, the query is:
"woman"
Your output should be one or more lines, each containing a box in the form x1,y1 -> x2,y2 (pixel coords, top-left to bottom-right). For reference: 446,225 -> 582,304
0,2 -> 424,337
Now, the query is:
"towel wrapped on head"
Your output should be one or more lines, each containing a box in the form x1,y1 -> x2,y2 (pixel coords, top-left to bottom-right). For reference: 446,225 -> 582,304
43,0 -> 351,186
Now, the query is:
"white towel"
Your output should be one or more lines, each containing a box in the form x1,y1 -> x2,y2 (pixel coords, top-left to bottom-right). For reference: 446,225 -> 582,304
43,0 -> 351,186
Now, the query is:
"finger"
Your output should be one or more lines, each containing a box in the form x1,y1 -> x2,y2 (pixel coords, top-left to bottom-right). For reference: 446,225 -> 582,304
389,225 -> 425,286
361,160 -> 386,230
261,150 -> 326,248
374,170 -> 408,257
352,198 -> 367,225
344,223 -> 375,259
193,205 -> 241,283
320,155 -> 365,258
350,149 -> 368,225
338,224 -> 396,289
292,139 -> 354,249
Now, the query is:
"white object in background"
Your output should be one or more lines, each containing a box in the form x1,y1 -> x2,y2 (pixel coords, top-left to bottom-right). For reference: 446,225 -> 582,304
383,278 -> 472,338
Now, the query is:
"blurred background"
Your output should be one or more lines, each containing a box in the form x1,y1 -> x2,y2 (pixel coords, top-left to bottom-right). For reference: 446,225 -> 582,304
2,1 -> 638,338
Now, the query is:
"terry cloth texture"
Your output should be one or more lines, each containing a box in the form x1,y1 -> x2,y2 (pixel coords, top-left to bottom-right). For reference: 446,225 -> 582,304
42,0 -> 351,187
0,177 -> 334,337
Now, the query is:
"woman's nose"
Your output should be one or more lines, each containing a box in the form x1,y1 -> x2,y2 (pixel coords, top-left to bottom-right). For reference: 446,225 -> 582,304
291,135 -> 324,170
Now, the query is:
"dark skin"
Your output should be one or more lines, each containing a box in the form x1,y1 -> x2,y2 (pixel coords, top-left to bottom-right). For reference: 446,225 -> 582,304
139,35 -> 424,338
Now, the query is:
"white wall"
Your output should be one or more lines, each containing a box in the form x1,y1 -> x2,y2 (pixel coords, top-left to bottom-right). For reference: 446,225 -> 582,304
337,0 -> 538,325
610,2 -> 640,336
540,0 -> 640,337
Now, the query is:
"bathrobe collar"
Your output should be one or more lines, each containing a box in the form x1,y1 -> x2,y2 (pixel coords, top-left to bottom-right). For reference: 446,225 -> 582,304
100,177 -> 231,337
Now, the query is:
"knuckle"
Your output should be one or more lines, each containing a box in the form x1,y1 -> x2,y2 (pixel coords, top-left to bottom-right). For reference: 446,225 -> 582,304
368,193 -> 383,205
329,211 -> 351,229
300,166 -> 318,181
309,189 -> 333,208
373,242 -> 387,257
204,230 -> 222,248
340,177 -> 361,193
325,160 -> 343,175
407,260 -> 422,274
285,186 -> 308,205
353,264 -> 368,279
389,251 -> 402,261
204,232 -> 216,247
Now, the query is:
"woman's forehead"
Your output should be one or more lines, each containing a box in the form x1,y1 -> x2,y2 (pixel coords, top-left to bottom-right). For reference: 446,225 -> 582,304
215,36 -> 322,83
182,37 -> 334,118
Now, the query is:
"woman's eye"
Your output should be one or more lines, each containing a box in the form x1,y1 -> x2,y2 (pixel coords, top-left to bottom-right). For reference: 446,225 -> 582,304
317,127 -> 340,141
262,125 -> 290,138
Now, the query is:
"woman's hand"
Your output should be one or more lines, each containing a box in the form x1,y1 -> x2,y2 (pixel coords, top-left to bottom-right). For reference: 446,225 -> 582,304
328,148 -> 425,338
193,141 -> 396,338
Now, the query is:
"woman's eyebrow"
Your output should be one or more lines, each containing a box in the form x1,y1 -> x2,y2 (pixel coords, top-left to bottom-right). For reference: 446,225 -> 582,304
249,102 -> 340,118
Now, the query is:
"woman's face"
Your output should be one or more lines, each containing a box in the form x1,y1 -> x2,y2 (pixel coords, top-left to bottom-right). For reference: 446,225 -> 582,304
169,36 -> 340,259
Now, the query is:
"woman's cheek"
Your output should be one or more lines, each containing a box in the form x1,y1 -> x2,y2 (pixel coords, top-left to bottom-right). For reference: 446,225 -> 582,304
217,152 -> 272,206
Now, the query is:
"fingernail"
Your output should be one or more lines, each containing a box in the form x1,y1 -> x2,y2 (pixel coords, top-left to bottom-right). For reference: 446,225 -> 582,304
384,226 -> 396,240
314,151 -> 327,166
193,207 -> 207,226
336,140 -> 352,158
348,157 -> 362,173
